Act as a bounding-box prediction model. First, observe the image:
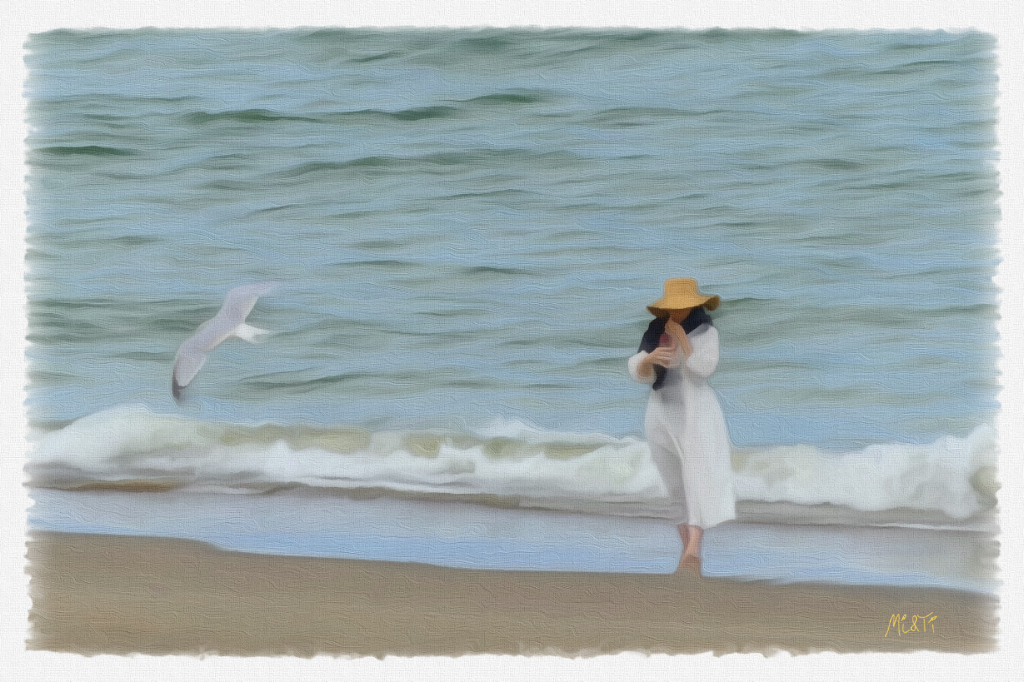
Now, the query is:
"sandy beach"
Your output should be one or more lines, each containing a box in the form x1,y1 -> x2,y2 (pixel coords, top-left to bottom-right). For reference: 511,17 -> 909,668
26,531 -> 998,657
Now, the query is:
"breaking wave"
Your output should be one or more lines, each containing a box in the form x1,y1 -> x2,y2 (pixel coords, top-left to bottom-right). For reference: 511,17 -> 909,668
26,404 -> 998,523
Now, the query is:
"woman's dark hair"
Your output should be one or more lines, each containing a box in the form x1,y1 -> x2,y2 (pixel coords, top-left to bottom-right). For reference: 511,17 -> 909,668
637,307 -> 713,390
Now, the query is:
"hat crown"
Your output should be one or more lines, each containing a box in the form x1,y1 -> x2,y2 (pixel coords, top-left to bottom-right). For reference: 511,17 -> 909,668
663,278 -> 700,297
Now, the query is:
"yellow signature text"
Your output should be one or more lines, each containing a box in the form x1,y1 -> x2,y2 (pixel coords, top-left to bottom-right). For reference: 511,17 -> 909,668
885,613 -> 937,637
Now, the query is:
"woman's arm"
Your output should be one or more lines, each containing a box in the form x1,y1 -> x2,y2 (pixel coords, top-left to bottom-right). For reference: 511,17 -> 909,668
628,352 -> 657,384
664,319 -> 693,357
629,345 -> 680,383
684,325 -> 720,378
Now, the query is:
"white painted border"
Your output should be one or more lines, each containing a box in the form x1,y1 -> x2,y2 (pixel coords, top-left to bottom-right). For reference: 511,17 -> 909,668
2,2 -> 1021,680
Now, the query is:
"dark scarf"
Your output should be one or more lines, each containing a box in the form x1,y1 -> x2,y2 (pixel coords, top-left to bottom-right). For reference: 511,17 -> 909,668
638,307 -> 713,390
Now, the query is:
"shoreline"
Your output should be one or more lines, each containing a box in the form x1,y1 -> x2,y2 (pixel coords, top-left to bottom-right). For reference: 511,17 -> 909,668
29,482 -> 999,533
26,531 -> 999,657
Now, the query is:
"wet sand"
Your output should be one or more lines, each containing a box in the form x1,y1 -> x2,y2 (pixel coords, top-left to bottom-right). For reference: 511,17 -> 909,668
26,531 -> 998,657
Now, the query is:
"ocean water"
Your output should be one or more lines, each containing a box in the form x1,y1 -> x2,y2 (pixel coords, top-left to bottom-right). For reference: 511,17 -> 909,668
23,29 -> 1001,588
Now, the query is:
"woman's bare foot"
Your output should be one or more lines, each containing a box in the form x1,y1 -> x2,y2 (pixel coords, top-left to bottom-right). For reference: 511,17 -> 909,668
676,525 -> 703,575
677,554 -> 701,576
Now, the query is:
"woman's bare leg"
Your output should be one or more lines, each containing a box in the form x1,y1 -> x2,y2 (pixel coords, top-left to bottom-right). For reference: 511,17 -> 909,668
677,525 -> 703,574
683,525 -> 703,559
676,524 -> 693,572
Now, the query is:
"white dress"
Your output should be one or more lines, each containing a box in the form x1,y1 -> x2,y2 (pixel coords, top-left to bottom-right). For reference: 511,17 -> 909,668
628,323 -> 736,529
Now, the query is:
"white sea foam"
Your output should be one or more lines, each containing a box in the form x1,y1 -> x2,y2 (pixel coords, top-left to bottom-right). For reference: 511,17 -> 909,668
732,424 -> 998,520
28,404 -> 998,521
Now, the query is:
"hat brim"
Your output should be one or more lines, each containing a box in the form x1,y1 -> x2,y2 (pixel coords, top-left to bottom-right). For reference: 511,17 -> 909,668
647,294 -> 720,316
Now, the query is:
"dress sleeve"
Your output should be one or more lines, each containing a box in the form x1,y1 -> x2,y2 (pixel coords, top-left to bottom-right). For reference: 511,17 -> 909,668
628,351 -> 656,384
685,325 -> 720,378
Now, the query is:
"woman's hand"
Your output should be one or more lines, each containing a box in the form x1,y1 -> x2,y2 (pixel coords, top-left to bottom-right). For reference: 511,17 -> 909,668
664,319 -> 693,358
639,344 -> 680,376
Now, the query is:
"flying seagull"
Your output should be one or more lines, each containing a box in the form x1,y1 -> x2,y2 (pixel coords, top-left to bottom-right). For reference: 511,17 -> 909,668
172,282 -> 277,400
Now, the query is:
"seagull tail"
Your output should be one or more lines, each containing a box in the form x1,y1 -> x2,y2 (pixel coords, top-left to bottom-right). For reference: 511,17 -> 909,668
233,323 -> 271,343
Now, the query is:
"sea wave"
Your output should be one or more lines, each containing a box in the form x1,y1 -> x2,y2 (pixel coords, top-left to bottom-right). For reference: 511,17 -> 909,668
732,426 -> 999,521
27,404 -> 998,522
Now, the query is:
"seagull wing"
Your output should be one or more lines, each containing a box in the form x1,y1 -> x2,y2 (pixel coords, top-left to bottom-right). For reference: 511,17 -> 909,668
172,334 -> 211,399
215,281 -> 278,327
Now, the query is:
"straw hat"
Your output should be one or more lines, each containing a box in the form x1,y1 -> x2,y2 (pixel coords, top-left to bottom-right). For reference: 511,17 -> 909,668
647,278 -> 721,316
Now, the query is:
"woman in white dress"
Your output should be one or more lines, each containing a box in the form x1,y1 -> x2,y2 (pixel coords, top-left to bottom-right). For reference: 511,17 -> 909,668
628,278 -> 736,574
